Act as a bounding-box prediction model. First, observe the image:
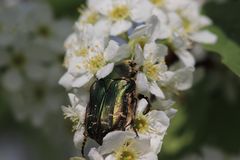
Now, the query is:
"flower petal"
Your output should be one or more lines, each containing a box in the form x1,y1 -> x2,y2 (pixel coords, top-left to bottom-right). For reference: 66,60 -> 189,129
99,131 -> 135,155
105,154 -> 115,160
110,20 -> 132,36
131,136 -> 152,154
136,72 -> 149,93
72,73 -> 93,88
104,40 -> 120,61
68,93 -> 79,106
144,43 -> 168,60
190,30 -> 217,44
165,108 -> 178,119
134,44 -> 144,65
68,57 -> 86,76
130,0 -> 153,22
151,98 -> 175,111
150,135 -> 162,154
74,128 -> 85,149
59,72 -> 75,90
175,49 -> 195,67
88,148 -> 104,160
139,152 -> 158,160
137,98 -> 148,114
148,111 -> 170,135
96,63 -> 114,79
105,43 -> 130,62
149,82 -> 165,99
171,67 -> 194,91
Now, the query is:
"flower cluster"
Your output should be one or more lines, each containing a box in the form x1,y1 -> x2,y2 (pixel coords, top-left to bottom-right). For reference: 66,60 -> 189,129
0,1 -> 72,126
60,0 -> 217,159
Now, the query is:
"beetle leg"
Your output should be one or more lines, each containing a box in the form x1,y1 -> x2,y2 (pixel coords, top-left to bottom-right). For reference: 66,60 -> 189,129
132,122 -> 139,138
81,131 -> 88,157
124,92 -> 135,128
132,97 -> 139,138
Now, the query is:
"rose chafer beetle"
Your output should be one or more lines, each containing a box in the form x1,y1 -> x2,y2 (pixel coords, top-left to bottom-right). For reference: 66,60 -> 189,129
82,61 -> 150,155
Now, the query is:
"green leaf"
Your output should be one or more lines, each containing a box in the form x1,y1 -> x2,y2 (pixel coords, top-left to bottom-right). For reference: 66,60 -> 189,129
203,26 -> 240,77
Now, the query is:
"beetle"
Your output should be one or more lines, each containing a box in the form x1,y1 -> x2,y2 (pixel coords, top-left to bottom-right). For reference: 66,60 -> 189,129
81,61 -> 150,155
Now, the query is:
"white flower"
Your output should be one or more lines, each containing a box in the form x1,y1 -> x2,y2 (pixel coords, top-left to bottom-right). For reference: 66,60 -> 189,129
149,98 -> 177,118
62,93 -> 87,130
76,14 -> 111,39
78,2 -> 101,25
129,15 -> 168,43
60,39 -> 129,89
133,99 -> 170,153
161,67 -> 194,91
135,42 -> 168,99
167,1 -> 217,44
88,131 -> 158,160
73,127 -> 85,150
76,0 -> 112,38
64,25 -> 97,61
59,0 -> 219,159
90,0 -> 153,35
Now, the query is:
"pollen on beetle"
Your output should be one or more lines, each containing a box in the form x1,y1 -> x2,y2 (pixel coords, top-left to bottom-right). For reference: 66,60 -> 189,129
109,5 -> 130,21
134,114 -> 149,133
86,54 -> 106,74
115,139 -> 138,160
150,0 -> 165,7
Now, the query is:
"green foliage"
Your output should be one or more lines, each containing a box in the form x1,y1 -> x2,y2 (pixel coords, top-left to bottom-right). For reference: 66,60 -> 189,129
47,0 -> 86,18
204,1 -> 240,45
203,26 -> 240,77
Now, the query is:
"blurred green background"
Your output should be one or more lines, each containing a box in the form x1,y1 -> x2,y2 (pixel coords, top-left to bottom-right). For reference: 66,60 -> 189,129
0,0 -> 240,160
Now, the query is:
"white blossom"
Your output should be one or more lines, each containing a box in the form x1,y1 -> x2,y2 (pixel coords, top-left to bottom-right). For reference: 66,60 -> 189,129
89,0 -> 153,35
135,42 -> 168,99
60,0 -> 218,159
89,131 -> 158,160
133,99 -> 170,154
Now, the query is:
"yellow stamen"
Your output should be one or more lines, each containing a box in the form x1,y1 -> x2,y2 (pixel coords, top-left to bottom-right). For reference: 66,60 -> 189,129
143,60 -> 160,81
109,5 -> 130,21
182,17 -> 191,33
135,114 -> 149,133
129,37 -> 148,53
85,11 -> 99,24
75,48 -> 88,57
86,54 -> 106,73
115,139 -> 138,160
150,0 -> 165,7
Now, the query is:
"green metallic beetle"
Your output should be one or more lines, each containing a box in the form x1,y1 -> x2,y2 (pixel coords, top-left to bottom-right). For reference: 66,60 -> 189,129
81,61 -> 150,155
